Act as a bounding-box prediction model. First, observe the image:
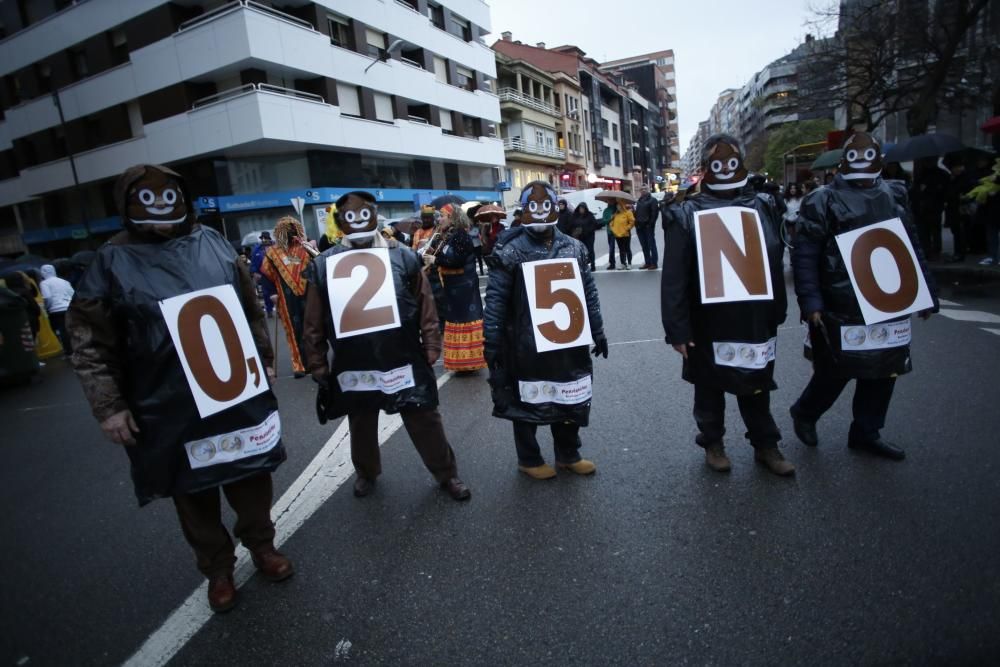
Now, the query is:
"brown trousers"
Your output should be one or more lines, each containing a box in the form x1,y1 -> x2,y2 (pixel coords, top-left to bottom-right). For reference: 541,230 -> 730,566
172,472 -> 275,578
349,407 -> 458,483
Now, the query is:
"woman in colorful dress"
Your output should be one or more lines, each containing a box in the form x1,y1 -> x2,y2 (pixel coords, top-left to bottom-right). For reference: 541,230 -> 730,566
423,204 -> 487,373
259,216 -> 314,378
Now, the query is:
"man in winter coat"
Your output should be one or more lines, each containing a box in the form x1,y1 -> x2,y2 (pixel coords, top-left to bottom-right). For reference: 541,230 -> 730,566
789,131 -> 938,460
634,187 -> 660,269
39,263 -> 74,354
302,191 -> 471,501
484,180 -> 608,480
661,134 -> 794,476
68,164 -> 292,613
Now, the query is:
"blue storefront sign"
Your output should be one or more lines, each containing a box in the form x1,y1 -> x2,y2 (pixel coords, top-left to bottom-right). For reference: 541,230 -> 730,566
195,187 -> 504,214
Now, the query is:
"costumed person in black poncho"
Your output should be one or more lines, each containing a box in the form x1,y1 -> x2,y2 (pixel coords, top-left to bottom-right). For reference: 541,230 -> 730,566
484,180 -> 608,480
661,134 -> 795,476
789,131 -> 938,460
68,164 -> 293,613
302,191 -> 471,501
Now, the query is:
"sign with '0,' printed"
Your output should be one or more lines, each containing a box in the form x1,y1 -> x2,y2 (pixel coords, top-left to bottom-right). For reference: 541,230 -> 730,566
694,207 -> 773,304
160,284 -> 268,419
326,248 -> 402,339
522,258 -> 593,353
835,217 -> 934,325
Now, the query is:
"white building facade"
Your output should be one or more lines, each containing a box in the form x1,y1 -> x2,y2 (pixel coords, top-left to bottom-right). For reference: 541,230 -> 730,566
0,0 -> 505,253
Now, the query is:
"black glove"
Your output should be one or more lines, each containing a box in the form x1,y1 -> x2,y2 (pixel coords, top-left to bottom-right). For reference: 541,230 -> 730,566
591,334 -> 609,359
313,375 -> 330,425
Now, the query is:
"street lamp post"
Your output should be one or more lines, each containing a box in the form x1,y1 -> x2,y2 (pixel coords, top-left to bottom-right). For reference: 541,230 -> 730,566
52,90 -> 91,238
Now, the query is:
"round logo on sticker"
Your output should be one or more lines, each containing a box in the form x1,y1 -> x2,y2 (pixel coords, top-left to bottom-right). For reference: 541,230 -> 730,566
870,326 -> 888,343
739,345 -> 757,362
360,373 -> 376,387
191,440 -> 217,462
844,327 -> 867,347
522,384 -> 539,400
342,373 -> 358,388
542,383 -> 557,397
220,435 -> 243,453
717,343 -> 736,362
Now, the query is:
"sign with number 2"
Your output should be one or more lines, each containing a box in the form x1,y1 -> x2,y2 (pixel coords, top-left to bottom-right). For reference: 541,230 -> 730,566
160,284 -> 269,419
326,248 -> 401,339
522,258 -> 593,353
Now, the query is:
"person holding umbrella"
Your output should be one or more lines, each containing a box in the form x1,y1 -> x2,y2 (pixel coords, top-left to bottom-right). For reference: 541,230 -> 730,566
597,190 -> 637,270
474,203 -> 506,258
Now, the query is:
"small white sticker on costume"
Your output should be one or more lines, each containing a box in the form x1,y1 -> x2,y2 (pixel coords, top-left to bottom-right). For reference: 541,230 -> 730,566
518,376 -> 593,405
840,318 -> 911,351
184,411 -> 281,470
337,365 -> 415,394
712,338 -> 776,369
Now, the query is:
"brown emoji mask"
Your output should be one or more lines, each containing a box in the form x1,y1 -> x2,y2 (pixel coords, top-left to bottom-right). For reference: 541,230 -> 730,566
125,169 -> 188,226
335,191 -> 379,240
839,132 -> 883,182
702,137 -> 748,193
518,180 -> 558,227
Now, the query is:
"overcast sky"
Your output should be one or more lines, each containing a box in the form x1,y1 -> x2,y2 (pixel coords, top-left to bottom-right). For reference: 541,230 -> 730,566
486,0 -> 822,157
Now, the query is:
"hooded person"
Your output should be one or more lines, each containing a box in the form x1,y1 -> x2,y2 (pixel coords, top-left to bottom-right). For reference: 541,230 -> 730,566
67,164 -> 292,613
789,131 -> 939,461
38,264 -> 75,355
484,180 -> 609,480
661,134 -> 794,476
301,190 -> 471,501
258,215 -> 314,378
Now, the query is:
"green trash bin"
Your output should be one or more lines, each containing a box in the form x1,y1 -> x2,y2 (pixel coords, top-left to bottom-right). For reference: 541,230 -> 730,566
0,286 -> 40,386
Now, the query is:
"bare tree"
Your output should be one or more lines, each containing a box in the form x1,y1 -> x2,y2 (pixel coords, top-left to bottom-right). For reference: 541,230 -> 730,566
798,0 -> 996,135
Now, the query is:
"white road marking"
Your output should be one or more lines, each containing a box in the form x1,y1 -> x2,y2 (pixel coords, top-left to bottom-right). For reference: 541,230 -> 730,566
982,328 -> 1000,337
122,372 -> 454,667
609,338 -> 662,347
938,298 -> 961,307
938,309 -> 1000,324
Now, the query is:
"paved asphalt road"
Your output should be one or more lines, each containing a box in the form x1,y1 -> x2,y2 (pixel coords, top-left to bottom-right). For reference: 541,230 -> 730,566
2,235 -> 1000,666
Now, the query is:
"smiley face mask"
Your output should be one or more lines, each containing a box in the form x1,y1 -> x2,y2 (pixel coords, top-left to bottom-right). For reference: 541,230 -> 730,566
839,132 -> 883,181
702,140 -> 748,192
518,181 -> 558,228
335,191 -> 379,240
115,164 -> 192,238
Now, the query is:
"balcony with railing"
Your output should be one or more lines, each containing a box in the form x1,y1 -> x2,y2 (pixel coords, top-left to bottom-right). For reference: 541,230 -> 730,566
502,137 -> 565,159
497,88 -> 560,118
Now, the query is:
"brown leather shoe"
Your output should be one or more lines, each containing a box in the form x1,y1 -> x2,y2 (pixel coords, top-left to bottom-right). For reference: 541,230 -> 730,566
353,476 -> 375,497
251,548 -> 294,582
754,447 -> 796,476
441,477 -> 471,501
556,459 -> 597,475
207,573 -> 238,613
704,444 -> 732,472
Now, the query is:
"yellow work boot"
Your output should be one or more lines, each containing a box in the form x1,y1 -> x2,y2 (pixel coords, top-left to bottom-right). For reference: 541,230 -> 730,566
556,459 -> 597,475
518,463 -> 557,480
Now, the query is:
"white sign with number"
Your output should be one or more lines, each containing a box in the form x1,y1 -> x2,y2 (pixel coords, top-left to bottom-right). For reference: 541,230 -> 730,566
160,284 -> 268,419
522,258 -> 593,353
693,206 -> 773,304
835,217 -> 934,325
326,248 -> 401,339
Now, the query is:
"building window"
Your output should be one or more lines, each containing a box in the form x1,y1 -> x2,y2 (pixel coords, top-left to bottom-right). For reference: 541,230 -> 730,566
535,129 -> 544,146
612,123 -> 618,141
108,28 -> 128,66
327,13 -> 352,49
603,145 -> 611,163
584,109 -> 589,130
366,28 -> 387,59
586,140 -> 591,161
450,14 -> 472,41
373,92 -> 393,122
454,65 -> 475,92
427,2 -> 445,30
463,115 -> 476,137
69,49 -> 89,80
614,148 -> 621,166
440,110 -> 454,135
336,82 -> 361,117
601,118 -> 609,135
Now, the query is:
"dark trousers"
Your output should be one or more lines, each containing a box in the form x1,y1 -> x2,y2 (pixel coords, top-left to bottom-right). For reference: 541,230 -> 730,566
48,310 -> 71,354
583,235 -> 596,271
513,420 -> 582,467
636,225 -> 658,267
693,384 -> 781,449
615,235 -> 633,266
917,211 -> 942,260
791,372 -> 896,444
349,407 -> 458,482
172,472 -> 275,578
606,228 -> 616,267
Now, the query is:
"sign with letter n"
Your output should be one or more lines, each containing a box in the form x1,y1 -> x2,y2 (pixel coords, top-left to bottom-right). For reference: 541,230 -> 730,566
835,217 -> 934,325
694,207 -> 774,304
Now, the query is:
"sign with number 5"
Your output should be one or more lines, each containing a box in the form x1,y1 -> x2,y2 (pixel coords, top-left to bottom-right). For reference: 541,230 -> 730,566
160,284 -> 269,419
522,258 -> 593,353
326,248 -> 401,339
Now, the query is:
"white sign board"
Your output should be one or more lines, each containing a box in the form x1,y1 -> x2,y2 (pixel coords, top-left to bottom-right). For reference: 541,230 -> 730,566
160,284 -> 268,419
522,258 -> 593,353
326,248 -> 401,339
694,206 -> 773,304
835,217 -> 934,325
184,411 -> 281,469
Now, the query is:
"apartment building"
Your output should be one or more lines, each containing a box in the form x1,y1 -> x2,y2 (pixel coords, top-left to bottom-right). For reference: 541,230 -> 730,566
0,0 -> 505,255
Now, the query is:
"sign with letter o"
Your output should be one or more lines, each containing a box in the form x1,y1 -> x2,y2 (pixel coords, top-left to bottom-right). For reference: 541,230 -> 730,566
326,248 -> 401,339
694,206 -> 774,304
160,284 -> 269,419
522,258 -> 593,353
835,217 -> 934,324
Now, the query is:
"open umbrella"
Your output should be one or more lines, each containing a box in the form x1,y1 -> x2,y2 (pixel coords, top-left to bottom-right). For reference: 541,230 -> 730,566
883,133 -> 965,163
429,194 -> 466,209
14,253 -> 49,268
981,116 -> 1000,134
594,189 -> 636,204
474,203 -> 505,220
70,250 -> 96,266
810,149 -> 842,170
